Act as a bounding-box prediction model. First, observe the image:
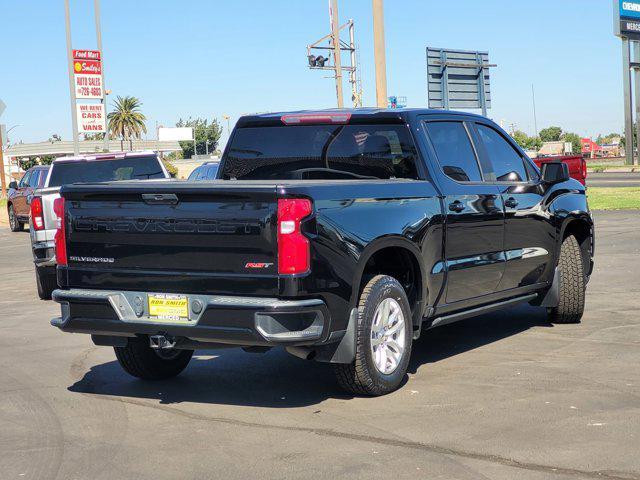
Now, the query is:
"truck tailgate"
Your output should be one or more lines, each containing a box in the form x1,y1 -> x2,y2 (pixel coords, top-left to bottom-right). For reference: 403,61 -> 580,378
61,182 -> 279,296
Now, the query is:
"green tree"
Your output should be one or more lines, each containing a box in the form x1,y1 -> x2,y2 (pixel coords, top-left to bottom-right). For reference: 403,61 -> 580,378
539,126 -> 563,142
511,130 -> 542,151
176,117 -> 223,159
107,96 -> 147,150
162,160 -> 178,177
562,132 -> 583,156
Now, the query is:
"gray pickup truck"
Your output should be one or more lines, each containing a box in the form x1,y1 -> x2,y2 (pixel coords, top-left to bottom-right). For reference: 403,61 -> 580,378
30,152 -> 169,299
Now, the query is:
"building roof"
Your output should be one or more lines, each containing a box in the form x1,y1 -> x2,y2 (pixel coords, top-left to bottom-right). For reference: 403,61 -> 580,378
5,139 -> 181,161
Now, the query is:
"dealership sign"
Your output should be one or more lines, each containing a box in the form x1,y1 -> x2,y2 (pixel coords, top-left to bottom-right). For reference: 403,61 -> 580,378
73,50 -> 103,99
615,0 -> 640,39
76,103 -> 106,133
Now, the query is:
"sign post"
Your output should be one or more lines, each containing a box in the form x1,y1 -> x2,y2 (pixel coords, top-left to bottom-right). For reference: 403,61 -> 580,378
94,0 -> 109,152
64,0 -> 80,155
614,0 -> 640,165
64,0 -> 107,156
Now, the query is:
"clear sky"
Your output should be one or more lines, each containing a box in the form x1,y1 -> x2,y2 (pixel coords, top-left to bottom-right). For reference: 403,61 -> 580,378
0,0 -> 626,147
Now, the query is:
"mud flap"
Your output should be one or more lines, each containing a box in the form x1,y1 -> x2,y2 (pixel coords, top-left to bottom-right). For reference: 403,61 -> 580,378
539,268 -> 560,308
314,308 -> 358,364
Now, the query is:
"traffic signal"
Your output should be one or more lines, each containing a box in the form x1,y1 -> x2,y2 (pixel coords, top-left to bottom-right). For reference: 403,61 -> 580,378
307,54 -> 330,68
316,55 -> 329,67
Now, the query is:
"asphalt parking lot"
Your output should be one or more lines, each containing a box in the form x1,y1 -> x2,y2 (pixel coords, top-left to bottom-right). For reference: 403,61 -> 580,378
0,211 -> 638,480
588,172 -> 640,187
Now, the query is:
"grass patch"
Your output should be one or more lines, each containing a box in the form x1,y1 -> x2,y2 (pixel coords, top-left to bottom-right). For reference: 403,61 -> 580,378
0,198 -> 6,209
588,187 -> 640,210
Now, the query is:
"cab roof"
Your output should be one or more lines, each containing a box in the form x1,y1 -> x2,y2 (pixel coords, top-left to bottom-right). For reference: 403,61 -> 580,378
236,108 -> 487,128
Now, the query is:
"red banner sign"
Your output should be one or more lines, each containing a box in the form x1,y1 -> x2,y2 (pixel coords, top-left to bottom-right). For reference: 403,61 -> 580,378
73,60 -> 102,75
73,49 -> 101,61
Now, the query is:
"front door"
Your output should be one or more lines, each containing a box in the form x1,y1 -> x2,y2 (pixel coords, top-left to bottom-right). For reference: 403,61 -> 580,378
473,122 -> 554,290
13,171 -> 32,217
422,119 -> 505,305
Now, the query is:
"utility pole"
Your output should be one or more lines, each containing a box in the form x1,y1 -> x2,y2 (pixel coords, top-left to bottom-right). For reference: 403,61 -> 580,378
0,127 -> 6,198
94,0 -> 109,152
531,84 -> 539,139
348,21 -> 360,107
329,0 -> 344,108
372,0 -> 388,108
223,115 -> 231,135
64,0 -> 80,155
0,100 -> 6,198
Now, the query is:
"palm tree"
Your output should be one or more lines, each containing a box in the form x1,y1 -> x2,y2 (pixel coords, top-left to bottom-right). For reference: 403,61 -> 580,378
107,96 -> 147,150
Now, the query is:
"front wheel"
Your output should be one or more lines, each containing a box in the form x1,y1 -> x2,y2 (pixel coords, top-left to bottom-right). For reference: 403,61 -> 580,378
114,337 -> 193,380
8,205 -> 23,232
547,234 -> 585,324
333,275 -> 413,396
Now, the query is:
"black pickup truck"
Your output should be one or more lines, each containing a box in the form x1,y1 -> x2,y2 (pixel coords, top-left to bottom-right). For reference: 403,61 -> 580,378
51,109 -> 594,396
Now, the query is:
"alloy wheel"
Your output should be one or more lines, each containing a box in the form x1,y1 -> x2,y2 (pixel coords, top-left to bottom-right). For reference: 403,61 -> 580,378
370,298 -> 406,374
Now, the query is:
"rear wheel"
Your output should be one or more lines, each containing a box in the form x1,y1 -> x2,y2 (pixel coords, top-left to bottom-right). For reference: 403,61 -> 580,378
35,267 -> 57,300
547,235 -> 585,324
8,205 -> 23,232
333,275 -> 413,396
114,336 -> 193,380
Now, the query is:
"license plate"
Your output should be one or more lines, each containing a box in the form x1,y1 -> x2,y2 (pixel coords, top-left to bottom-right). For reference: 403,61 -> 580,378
148,294 -> 189,322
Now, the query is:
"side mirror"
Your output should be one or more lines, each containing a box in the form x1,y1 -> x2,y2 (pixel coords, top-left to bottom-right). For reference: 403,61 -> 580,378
541,162 -> 570,184
8,181 -> 18,190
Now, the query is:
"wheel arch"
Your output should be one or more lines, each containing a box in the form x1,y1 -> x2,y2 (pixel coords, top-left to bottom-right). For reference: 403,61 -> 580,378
558,214 -> 593,276
351,236 -> 427,328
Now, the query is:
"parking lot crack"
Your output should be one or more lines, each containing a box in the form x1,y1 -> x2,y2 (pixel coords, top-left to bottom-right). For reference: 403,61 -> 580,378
91,393 -> 639,480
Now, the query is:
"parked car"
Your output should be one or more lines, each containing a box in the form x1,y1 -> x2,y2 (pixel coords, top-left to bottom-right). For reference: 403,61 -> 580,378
533,155 -> 587,185
50,109 -> 594,395
187,161 -> 220,181
6,165 -> 50,232
29,151 -> 170,300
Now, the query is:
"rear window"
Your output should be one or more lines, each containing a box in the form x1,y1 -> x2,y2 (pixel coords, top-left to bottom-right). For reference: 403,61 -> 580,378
47,156 -> 165,187
221,124 -> 420,180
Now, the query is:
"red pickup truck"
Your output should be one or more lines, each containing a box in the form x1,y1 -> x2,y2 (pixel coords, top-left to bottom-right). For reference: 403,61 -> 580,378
534,155 -> 587,185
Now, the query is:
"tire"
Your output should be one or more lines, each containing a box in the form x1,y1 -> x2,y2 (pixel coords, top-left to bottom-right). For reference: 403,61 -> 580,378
547,235 -> 585,324
8,204 -> 23,232
333,275 -> 413,396
114,336 -> 193,380
35,267 -> 57,300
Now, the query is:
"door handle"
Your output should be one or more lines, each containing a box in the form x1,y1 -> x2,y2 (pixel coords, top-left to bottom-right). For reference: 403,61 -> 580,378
448,201 -> 465,213
504,197 -> 518,208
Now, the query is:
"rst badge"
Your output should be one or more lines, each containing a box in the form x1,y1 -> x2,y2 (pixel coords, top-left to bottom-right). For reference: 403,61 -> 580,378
245,262 -> 274,269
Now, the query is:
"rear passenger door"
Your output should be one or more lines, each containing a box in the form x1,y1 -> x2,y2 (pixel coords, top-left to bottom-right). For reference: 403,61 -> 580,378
472,122 -> 554,291
422,119 -> 505,305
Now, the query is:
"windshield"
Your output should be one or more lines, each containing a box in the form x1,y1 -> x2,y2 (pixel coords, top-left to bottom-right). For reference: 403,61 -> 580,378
47,156 -> 165,187
221,124 -> 419,180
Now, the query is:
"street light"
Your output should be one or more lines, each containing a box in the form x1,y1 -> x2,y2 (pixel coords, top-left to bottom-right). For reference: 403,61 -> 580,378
2,125 -> 22,151
222,115 -> 231,135
6,124 -> 23,136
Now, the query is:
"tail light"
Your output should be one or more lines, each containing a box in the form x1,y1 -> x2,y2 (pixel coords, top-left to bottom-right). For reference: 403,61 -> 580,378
30,197 -> 44,231
581,159 -> 587,185
277,198 -> 312,275
281,113 -> 351,125
53,197 -> 67,266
